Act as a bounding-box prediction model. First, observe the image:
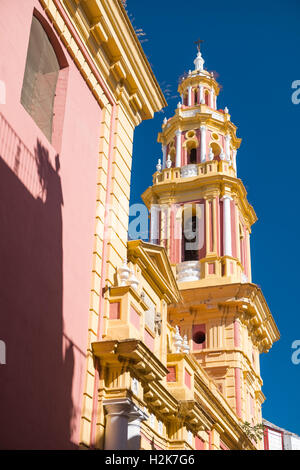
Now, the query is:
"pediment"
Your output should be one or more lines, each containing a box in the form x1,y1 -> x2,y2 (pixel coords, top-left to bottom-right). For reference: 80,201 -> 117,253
127,240 -> 181,304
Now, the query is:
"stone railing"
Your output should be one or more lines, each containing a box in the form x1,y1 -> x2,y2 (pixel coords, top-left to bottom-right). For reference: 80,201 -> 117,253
176,260 -> 201,282
181,164 -> 198,178
153,160 -> 235,185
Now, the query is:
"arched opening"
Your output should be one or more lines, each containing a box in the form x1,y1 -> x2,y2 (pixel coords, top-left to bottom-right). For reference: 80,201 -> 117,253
188,147 -> 197,164
194,88 -> 198,105
182,207 -> 199,262
21,12 -> 68,147
185,136 -> 198,165
204,90 -> 210,106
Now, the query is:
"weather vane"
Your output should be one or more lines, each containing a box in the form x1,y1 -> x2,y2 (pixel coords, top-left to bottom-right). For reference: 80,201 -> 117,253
195,39 -> 204,53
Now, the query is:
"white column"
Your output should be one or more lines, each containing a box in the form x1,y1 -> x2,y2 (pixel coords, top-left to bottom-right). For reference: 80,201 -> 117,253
104,398 -> 148,451
222,195 -> 232,257
200,125 -> 207,163
246,230 -> 252,282
103,399 -> 132,450
150,204 -> 160,243
188,86 -> 192,106
211,87 -> 215,109
128,409 -> 148,450
225,134 -> 231,161
162,144 -> 167,169
199,85 -> 204,104
175,129 -> 181,167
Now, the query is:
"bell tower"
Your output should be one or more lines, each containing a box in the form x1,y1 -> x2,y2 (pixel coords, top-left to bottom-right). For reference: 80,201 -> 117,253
142,45 -> 279,435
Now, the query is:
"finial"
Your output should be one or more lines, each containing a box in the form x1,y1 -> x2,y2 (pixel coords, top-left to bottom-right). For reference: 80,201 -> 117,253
118,259 -> 131,286
163,117 -> 167,125
173,326 -> 183,353
194,39 -> 205,72
181,335 -> 190,354
194,39 -> 204,53
166,155 -> 172,168
208,147 -> 214,161
224,106 -> 229,114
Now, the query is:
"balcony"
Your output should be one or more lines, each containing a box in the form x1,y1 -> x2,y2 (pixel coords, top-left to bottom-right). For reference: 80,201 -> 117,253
153,160 -> 235,185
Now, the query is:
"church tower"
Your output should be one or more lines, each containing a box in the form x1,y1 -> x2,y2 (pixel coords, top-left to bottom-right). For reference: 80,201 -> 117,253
142,45 -> 280,433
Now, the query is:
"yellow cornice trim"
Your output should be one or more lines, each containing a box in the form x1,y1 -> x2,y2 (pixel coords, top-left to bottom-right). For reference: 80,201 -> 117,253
141,174 -> 257,227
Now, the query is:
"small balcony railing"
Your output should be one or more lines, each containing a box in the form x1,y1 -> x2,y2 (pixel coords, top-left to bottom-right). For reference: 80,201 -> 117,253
176,260 -> 201,282
153,160 -> 235,185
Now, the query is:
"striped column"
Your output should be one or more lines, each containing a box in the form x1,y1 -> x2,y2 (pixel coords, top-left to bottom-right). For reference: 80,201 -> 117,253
210,87 -> 215,109
225,134 -> 231,162
222,195 -> 232,256
188,86 -> 192,106
199,85 -> 204,104
150,205 -> 160,243
175,130 -> 181,167
200,125 -> 206,162
162,144 -> 167,169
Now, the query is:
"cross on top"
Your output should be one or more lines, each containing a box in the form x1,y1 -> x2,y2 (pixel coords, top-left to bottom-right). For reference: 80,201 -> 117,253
195,39 -> 204,53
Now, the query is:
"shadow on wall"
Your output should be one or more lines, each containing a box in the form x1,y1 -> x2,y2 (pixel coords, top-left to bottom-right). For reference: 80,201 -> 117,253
0,132 -> 76,449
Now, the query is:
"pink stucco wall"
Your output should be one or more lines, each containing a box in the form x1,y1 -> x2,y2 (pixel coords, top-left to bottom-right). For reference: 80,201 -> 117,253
0,1 -> 103,449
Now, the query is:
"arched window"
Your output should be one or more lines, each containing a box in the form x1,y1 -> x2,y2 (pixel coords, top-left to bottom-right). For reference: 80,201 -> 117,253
204,90 -> 210,106
194,89 -> 198,105
21,14 -> 68,146
185,134 -> 198,165
182,212 -> 199,262
188,147 -> 197,164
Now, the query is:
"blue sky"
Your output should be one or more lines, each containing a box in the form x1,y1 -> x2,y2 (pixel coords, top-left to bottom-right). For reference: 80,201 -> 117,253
128,0 -> 300,434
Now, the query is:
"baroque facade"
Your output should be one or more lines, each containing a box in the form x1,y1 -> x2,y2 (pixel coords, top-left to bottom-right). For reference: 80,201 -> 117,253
0,0 -> 279,450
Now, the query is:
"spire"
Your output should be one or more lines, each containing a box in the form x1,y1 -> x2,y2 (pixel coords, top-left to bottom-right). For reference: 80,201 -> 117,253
194,39 -> 205,72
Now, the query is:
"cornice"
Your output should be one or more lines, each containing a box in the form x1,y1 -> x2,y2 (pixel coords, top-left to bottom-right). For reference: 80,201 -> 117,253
127,240 -> 182,304
141,173 -> 257,227
178,73 -> 220,96
41,0 -> 166,124
92,339 -> 169,382
158,109 -> 241,149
